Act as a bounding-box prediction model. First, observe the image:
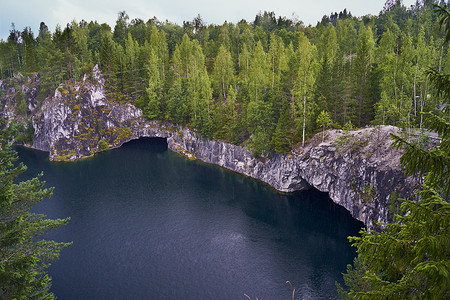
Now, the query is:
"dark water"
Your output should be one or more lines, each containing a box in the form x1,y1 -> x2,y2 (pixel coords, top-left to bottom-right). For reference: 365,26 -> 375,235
16,138 -> 363,300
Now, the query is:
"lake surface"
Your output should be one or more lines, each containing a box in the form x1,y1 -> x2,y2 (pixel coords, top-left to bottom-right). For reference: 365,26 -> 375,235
17,138 -> 363,300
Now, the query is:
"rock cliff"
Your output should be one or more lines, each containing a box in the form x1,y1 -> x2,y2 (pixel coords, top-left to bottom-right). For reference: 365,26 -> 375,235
0,67 -> 420,229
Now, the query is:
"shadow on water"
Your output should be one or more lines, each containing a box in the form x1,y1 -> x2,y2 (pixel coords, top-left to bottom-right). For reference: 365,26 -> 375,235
16,138 -> 363,300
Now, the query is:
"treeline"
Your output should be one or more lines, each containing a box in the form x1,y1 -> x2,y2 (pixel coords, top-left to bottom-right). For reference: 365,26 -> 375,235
0,1 -> 448,155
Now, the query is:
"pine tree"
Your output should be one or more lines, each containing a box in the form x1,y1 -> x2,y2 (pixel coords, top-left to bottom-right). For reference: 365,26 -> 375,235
0,124 -> 71,299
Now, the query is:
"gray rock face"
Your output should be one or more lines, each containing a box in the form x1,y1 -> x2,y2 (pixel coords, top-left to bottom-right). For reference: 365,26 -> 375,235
165,126 -> 418,229
0,73 -> 40,124
2,67 -> 419,229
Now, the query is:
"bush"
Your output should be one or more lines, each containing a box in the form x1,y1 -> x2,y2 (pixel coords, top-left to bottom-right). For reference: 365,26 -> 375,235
98,139 -> 109,151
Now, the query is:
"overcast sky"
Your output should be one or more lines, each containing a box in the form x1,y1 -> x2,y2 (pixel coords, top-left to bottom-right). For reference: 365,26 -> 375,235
0,0 -> 417,40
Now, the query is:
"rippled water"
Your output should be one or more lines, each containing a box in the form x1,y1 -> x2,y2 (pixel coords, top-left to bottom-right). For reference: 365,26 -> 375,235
17,138 -> 363,299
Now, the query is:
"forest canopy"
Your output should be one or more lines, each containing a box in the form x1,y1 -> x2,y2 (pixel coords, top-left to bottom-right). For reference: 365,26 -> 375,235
0,0 -> 448,155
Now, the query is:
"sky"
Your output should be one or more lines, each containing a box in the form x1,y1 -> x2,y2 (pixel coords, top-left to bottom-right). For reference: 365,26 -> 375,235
0,0 -> 418,40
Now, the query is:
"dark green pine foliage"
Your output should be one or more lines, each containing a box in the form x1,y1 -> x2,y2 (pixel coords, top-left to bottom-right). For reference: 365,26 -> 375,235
0,124 -> 71,299
338,5 -> 450,298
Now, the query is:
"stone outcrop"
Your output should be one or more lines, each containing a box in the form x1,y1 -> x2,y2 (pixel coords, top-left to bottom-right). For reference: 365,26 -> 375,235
0,67 -> 420,229
165,126 -> 418,228
0,73 -> 41,124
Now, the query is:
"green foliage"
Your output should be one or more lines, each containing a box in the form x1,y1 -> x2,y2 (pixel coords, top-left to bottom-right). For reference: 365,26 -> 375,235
98,138 -> 109,151
343,120 -> 354,131
272,100 -> 293,154
316,110 -> 332,142
0,2 -> 448,155
14,88 -> 27,115
145,50 -> 162,120
0,124 -> 71,299
0,5 -> 448,297
212,45 -> 234,99
248,126 -> 271,157
337,257 -> 372,299
340,6 -> 450,298
292,32 -> 319,146
343,186 -> 450,298
8,120 -> 34,145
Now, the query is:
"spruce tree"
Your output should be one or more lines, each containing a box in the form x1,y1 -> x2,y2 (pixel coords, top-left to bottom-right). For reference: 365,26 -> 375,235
0,124 -> 71,299
272,100 -> 292,154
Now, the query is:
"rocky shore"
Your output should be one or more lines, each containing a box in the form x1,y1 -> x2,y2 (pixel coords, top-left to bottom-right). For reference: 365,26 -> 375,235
0,67 -> 420,229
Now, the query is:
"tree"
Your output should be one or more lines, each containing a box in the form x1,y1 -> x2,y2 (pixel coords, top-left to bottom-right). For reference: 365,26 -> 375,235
113,11 -> 129,47
271,100 -> 293,154
339,5 -> 450,298
374,18 -> 399,126
71,20 -> 91,71
212,45 -> 234,99
268,33 -> 286,89
248,126 -> 271,157
316,24 -> 338,117
124,33 -> 141,99
145,49 -> 161,120
100,32 -> 117,89
0,125 -> 71,299
336,18 -> 357,127
21,27 -> 38,73
374,18 -> 413,128
149,26 -> 168,81
292,33 -> 319,146
354,24 -> 375,126
248,41 -> 269,103
316,110 -> 332,142
239,43 -> 252,83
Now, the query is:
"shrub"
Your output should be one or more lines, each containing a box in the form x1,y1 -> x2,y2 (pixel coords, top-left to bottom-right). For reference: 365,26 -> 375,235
98,139 -> 109,151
